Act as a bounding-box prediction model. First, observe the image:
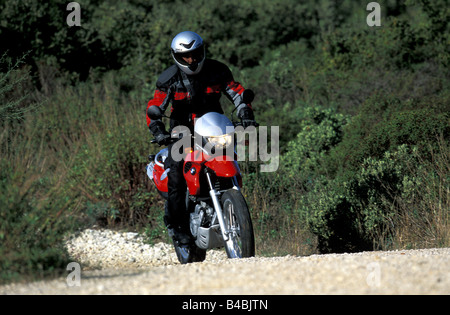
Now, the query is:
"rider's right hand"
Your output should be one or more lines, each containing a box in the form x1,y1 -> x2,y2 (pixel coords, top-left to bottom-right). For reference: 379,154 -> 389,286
155,133 -> 171,146
149,120 -> 171,146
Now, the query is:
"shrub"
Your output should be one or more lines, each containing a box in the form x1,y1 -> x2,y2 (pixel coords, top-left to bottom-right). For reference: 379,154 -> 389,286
325,95 -> 450,176
298,177 -> 371,253
304,142 -> 449,253
282,94 -> 449,253
281,106 -> 348,182
68,121 -> 158,227
0,143 -> 79,284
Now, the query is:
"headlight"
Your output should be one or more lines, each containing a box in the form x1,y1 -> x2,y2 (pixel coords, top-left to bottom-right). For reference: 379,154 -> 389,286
207,134 -> 233,147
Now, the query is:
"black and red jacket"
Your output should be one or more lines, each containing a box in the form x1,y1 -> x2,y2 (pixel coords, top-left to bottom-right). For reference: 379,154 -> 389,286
146,59 -> 252,131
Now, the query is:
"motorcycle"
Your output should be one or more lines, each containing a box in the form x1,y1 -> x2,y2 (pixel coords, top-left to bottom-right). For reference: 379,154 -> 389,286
146,97 -> 256,264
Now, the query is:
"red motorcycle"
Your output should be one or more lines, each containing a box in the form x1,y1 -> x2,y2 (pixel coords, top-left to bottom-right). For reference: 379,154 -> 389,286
146,107 -> 255,264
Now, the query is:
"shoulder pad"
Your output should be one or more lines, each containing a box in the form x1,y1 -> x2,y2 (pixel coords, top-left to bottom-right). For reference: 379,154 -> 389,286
156,65 -> 179,88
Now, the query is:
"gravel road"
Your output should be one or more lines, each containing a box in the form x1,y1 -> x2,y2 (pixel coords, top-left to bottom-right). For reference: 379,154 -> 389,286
1,229 -> 449,295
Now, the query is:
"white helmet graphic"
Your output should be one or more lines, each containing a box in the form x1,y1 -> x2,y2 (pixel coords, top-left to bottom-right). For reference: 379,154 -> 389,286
171,31 -> 206,75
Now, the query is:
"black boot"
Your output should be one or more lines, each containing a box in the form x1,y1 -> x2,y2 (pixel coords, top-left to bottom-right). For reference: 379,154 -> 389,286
164,202 -> 191,245
167,224 -> 191,245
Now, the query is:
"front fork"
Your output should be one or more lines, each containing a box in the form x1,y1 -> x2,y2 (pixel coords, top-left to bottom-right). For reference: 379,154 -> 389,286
205,171 -> 229,241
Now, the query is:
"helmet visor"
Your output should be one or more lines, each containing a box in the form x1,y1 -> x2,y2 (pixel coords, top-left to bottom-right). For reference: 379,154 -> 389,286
173,46 -> 205,66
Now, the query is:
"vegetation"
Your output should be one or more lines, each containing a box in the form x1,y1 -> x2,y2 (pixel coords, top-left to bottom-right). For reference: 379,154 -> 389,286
0,0 -> 448,283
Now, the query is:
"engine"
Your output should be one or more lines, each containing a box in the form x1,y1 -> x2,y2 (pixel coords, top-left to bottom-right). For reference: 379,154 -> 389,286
190,201 -> 214,237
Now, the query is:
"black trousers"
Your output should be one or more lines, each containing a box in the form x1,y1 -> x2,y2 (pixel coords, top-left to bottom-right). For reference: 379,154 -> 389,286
164,142 -> 189,228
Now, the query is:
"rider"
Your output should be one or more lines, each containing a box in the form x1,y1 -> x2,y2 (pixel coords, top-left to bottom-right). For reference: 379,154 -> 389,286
146,31 -> 257,244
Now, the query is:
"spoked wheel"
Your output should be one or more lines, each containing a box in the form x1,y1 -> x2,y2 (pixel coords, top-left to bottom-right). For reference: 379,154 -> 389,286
221,190 -> 255,258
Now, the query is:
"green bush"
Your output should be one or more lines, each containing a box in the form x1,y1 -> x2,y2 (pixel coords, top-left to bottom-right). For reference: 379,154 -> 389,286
282,106 -> 348,178
302,141 -> 449,253
301,146 -> 396,252
68,120 -> 158,227
325,95 -> 450,175
298,177 -> 369,253
0,155 -> 78,284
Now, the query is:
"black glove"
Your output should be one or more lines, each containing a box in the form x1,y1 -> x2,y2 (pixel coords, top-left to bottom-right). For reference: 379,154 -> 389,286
149,120 -> 171,146
238,107 -> 258,128
155,133 -> 171,146
242,119 -> 259,128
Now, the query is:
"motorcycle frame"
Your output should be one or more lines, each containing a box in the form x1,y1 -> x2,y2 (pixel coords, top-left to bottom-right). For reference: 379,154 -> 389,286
184,149 -> 242,242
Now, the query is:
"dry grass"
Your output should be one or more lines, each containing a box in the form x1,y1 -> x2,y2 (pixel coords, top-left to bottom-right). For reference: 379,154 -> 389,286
393,137 -> 449,249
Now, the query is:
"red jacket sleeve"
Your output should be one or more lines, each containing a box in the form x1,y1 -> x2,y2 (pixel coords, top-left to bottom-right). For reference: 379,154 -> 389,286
146,89 -> 167,127
225,80 -> 253,109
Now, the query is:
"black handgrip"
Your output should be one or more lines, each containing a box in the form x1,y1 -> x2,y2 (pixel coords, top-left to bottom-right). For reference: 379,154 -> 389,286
233,121 -> 259,128
150,137 -> 179,146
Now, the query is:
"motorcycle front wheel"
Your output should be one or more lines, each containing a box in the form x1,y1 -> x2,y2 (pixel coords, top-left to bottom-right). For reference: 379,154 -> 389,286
221,190 -> 255,258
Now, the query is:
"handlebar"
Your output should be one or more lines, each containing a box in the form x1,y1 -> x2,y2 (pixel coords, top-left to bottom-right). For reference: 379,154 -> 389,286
151,121 -> 259,146
233,121 -> 259,128
150,137 -> 179,146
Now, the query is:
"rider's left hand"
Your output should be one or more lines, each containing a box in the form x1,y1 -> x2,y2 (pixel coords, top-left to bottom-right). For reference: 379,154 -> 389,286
241,119 -> 259,128
238,106 -> 258,128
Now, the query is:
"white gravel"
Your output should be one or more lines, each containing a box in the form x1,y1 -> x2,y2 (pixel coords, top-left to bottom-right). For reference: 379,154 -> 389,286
1,229 -> 449,295
64,228 -> 228,269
